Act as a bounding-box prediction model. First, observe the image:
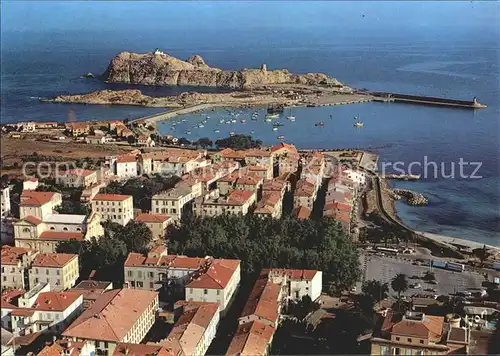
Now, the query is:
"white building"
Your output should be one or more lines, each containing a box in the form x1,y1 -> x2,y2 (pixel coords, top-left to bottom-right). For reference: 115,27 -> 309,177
266,268 -> 322,302
91,194 -> 134,226
29,253 -> 79,292
22,178 -> 39,191
1,187 -> 10,217
56,169 -> 98,188
185,259 -> 241,314
19,191 -> 62,220
1,246 -> 38,290
115,155 -> 138,179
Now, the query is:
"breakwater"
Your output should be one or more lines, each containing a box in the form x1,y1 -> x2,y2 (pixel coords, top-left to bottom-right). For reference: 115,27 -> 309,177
366,91 -> 487,109
390,188 -> 428,206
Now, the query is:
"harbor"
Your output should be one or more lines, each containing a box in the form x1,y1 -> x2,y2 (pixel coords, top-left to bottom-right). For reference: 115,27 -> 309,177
365,91 -> 488,109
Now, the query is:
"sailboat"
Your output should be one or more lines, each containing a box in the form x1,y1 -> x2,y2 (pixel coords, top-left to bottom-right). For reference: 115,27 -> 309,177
354,122 -> 364,128
287,107 -> 296,121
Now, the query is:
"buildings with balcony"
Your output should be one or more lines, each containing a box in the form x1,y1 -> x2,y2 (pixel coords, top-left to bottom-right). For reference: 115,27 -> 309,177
29,253 -> 79,292
62,288 -> 158,355
91,194 -> 134,226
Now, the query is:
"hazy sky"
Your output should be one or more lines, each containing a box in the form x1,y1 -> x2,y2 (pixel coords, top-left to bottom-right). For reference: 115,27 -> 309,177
2,1 -> 499,33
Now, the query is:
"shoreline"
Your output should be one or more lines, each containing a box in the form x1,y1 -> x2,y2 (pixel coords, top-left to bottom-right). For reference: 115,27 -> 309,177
414,231 -> 500,252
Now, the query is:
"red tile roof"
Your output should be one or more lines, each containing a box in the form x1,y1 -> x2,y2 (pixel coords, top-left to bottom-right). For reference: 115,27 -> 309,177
124,253 -> 205,269
20,191 -> 58,206
63,289 -> 158,342
264,268 -> 318,281
226,320 -> 275,356
23,215 -> 43,225
271,142 -> 297,153
293,206 -> 311,220
32,253 -> 77,268
113,343 -> 171,356
236,176 -> 262,186
186,259 -> 240,289
1,245 -> 34,265
245,149 -> 271,158
39,340 -> 88,356
38,231 -> 85,241
116,155 -> 137,163
392,315 -> 444,340
93,193 -> 131,201
227,190 -> 255,205
324,202 -> 352,213
161,302 -> 219,355
240,277 -> 281,325
135,213 -> 171,223
0,289 -> 25,309
31,291 -> 82,312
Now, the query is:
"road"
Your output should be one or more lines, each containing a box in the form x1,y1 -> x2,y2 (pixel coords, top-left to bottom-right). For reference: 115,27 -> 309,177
359,252 -> 485,296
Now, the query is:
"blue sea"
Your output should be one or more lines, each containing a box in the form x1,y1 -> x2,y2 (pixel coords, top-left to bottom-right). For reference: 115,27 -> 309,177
1,2 -> 499,245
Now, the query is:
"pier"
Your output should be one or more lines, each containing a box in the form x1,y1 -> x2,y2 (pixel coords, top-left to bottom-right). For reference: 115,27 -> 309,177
366,91 -> 487,109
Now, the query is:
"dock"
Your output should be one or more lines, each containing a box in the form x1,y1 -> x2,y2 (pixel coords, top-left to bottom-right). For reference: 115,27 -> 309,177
366,91 -> 487,109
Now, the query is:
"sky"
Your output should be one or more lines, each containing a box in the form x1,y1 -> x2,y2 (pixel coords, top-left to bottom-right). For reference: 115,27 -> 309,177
2,1 -> 499,33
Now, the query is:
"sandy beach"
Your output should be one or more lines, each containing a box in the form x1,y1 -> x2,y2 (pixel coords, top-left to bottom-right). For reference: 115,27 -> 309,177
415,231 -> 500,253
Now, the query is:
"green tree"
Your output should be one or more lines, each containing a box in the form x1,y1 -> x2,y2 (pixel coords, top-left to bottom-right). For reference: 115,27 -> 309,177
422,271 -> 436,282
195,137 -> 213,148
361,280 -> 389,302
391,273 -> 409,300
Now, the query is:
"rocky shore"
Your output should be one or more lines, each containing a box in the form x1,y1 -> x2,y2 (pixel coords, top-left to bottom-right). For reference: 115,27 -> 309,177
101,50 -> 347,89
390,188 -> 429,206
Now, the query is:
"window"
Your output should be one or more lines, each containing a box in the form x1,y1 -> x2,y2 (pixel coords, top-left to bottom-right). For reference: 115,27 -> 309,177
23,228 -> 30,233
50,227 -> 55,230
76,228 -> 81,231
127,270 -> 133,277
419,340 -> 424,344
217,290 -> 220,296
150,282 -> 154,289
63,227 -> 68,231
395,337 -> 400,341
204,289 -> 208,295
46,269 -> 49,275
2,276 -> 5,282
407,338 -> 412,343
104,342 -> 108,348
56,270 -> 60,275
189,288 -> 193,293
148,272 -> 154,278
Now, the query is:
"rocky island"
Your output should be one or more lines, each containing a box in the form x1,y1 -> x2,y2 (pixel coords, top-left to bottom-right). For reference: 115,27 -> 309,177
101,49 -> 345,89
44,49 -> 372,113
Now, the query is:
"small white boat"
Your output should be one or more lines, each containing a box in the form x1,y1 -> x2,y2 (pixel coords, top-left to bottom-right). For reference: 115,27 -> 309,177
287,107 -> 296,121
231,119 -> 237,123
198,124 -> 204,128
241,119 -> 246,123
272,127 -> 278,131
214,129 -> 220,133
220,119 -> 225,123
354,122 -> 364,128
265,113 -> 280,120
229,131 -> 236,136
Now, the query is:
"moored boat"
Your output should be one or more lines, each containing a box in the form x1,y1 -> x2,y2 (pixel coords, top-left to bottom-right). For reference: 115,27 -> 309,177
315,121 -> 325,127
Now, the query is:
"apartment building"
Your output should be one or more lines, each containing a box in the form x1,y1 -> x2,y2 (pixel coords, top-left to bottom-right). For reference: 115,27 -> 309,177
235,175 -> 263,192
217,173 -> 239,195
135,213 -> 171,240
91,194 -> 134,226
19,191 -> 62,220
29,253 -> 79,292
247,164 -> 273,180
1,246 -> 38,290
1,186 -> 11,217
194,190 -> 257,217
270,142 -> 297,157
371,311 -> 470,355
226,320 -> 275,356
1,286 -> 84,336
56,169 -> 98,188
185,258 -> 241,314
154,155 -> 209,176
160,301 -> 220,356
151,181 -> 202,221
300,152 -> 325,188
244,149 -> 274,170
63,288 -> 158,355
265,268 -> 323,302
124,248 -> 206,291
293,178 -> 317,211
115,155 -> 138,179
254,191 -> 283,218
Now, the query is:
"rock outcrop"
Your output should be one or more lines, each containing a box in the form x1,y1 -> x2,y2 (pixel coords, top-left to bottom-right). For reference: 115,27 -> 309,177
100,51 -> 344,89
390,189 -> 429,206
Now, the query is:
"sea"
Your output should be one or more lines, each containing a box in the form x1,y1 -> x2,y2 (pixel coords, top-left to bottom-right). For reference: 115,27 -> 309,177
1,2 -> 499,246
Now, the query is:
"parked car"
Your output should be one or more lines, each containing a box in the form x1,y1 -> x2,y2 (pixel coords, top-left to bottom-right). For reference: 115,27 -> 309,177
410,283 -> 422,289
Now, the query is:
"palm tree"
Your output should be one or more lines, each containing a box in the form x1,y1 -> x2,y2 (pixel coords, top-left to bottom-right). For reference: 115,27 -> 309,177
362,280 -> 389,302
391,273 -> 409,301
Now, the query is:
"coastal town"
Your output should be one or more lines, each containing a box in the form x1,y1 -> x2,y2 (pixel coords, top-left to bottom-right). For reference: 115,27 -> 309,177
0,110 -> 499,356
